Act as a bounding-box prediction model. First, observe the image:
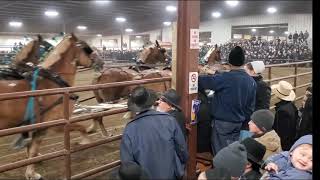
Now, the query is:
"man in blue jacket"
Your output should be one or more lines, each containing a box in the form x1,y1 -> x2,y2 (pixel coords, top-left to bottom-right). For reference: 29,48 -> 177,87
120,86 -> 188,179
198,46 -> 256,154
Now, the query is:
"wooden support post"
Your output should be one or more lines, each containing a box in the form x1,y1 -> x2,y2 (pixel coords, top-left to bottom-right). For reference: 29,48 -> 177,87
176,1 -> 200,179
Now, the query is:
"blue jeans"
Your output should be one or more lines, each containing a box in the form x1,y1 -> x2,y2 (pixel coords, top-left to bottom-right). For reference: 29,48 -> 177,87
211,120 -> 242,155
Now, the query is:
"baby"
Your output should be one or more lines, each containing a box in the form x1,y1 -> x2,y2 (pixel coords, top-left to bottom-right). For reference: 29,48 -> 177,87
263,135 -> 312,179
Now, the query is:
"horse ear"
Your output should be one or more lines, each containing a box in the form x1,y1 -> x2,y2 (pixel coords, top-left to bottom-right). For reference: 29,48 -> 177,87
155,40 -> 160,47
37,34 -> 43,42
70,33 -> 78,41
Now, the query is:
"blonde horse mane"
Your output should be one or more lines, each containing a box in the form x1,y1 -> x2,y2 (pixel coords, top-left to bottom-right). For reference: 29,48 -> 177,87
13,40 -> 36,64
39,34 -> 74,69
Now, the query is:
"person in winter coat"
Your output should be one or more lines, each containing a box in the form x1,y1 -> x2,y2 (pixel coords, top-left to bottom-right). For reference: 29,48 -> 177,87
240,137 -> 266,180
196,89 -> 213,153
262,135 -> 312,180
244,61 -> 271,110
296,87 -> 312,139
155,89 -> 187,139
293,31 -> 299,43
271,81 -> 298,151
198,46 -> 256,154
304,30 -> 309,40
210,141 -> 248,179
248,110 -> 282,160
120,86 -> 188,179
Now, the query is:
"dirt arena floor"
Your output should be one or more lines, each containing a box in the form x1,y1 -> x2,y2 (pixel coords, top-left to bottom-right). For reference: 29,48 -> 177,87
0,66 -> 312,179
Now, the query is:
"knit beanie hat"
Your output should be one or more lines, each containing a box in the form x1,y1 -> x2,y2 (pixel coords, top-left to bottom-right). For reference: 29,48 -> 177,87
205,167 -> 231,180
228,46 -> 245,66
212,141 -> 247,177
251,109 -> 275,132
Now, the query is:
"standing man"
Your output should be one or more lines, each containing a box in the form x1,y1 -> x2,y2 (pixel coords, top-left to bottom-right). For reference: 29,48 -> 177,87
120,86 -> 188,179
198,46 -> 256,154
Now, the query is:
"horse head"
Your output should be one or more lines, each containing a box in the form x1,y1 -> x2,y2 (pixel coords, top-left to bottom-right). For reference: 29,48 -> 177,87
207,45 -> 221,65
40,33 -> 95,70
13,35 -> 51,66
138,40 -> 167,64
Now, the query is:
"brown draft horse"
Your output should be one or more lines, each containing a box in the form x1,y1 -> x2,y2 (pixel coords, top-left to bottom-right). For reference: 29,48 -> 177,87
87,42 -> 225,135
11,35 -> 43,66
87,41 -> 171,135
0,33 -> 94,180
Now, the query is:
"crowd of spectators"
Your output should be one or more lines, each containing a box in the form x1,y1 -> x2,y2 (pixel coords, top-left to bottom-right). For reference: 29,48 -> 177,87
218,30 -> 311,64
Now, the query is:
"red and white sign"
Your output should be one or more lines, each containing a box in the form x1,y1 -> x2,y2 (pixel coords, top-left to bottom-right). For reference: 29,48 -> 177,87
189,72 -> 198,94
190,29 -> 199,49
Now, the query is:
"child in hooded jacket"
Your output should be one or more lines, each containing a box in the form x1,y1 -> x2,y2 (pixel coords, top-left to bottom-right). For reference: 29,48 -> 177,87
262,135 -> 312,179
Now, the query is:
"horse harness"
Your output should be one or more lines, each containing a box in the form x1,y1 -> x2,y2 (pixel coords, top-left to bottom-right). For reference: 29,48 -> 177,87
0,64 -> 79,126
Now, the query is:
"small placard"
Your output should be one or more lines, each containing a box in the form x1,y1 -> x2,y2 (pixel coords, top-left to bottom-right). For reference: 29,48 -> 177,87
189,72 -> 198,94
191,99 -> 201,124
190,29 -> 199,49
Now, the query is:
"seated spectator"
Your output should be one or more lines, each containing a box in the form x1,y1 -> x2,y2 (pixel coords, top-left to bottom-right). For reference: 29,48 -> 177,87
262,135 -> 312,179
240,138 -> 266,180
271,81 -> 298,151
211,141 -> 248,179
110,161 -> 149,180
244,61 -> 271,110
247,110 -> 282,160
155,89 -> 187,138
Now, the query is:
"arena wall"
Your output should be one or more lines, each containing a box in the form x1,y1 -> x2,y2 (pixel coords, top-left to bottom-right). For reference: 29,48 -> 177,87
0,13 -> 312,50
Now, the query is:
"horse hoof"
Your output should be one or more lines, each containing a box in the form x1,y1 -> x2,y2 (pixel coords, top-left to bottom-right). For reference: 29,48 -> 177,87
25,172 -> 42,180
79,138 -> 91,145
86,127 -> 97,134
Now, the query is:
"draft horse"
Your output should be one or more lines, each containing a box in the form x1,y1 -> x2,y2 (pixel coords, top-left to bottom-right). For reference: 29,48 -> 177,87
0,33 -> 95,180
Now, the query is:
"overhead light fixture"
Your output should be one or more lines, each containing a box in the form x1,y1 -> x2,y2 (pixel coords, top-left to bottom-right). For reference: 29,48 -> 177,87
9,21 -> 23,27
44,10 -> 59,17
166,5 -> 177,12
163,21 -> 172,26
77,25 -> 87,30
211,11 -> 221,18
267,7 -> 277,13
284,31 -> 289,35
115,17 -> 126,23
97,34 -> 102,37
94,0 -> 110,4
136,35 -> 142,38
251,28 -> 256,32
125,28 -> 133,32
269,30 -> 275,33
225,1 -> 239,7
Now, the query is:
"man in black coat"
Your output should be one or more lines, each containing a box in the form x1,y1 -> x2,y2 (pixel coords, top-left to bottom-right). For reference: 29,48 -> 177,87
296,87 -> 312,139
293,31 -> 299,44
271,81 -> 298,151
244,61 -> 271,110
155,89 -> 187,139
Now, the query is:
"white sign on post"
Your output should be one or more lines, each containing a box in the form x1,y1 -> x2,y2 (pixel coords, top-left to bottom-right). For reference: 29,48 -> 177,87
189,72 -> 198,94
190,29 -> 199,49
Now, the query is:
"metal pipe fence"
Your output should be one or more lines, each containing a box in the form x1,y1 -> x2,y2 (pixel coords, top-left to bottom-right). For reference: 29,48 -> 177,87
0,60 -> 312,179
0,77 -> 171,179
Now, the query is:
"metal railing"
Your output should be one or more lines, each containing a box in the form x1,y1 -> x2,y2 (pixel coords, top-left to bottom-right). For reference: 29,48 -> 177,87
265,60 -> 312,110
0,60 -> 312,179
0,77 -> 171,179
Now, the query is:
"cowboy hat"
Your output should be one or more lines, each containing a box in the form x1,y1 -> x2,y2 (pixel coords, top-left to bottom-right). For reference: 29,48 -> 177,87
271,80 -> 296,102
160,89 -> 182,111
127,86 -> 158,113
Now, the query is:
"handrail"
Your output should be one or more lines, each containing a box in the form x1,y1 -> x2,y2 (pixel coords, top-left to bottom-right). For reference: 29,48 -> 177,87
0,60 -> 311,179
